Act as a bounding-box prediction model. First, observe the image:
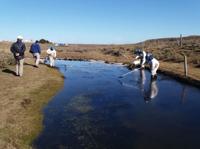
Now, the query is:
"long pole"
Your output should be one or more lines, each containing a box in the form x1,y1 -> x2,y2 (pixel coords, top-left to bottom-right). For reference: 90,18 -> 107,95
119,68 -> 140,78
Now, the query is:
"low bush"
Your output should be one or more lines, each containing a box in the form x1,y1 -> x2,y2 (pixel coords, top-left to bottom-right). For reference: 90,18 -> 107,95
0,52 -> 15,68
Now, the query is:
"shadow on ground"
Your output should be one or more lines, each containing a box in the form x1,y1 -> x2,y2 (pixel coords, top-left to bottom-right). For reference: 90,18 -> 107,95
2,68 -> 16,76
24,62 -> 35,67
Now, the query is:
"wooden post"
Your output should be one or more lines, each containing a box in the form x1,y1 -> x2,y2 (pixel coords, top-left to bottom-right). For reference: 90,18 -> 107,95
180,34 -> 183,47
184,55 -> 188,77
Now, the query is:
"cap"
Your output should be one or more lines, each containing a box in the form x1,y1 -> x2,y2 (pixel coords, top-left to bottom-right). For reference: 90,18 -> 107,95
17,35 -> 23,40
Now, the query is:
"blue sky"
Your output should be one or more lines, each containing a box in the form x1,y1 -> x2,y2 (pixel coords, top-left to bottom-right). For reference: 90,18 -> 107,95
0,0 -> 199,44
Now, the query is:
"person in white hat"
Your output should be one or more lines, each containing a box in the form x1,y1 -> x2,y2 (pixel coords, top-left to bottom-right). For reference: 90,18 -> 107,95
10,35 -> 26,76
46,47 -> 56,67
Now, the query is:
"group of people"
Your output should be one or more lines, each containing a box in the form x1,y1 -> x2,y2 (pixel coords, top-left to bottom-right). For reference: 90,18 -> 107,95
133,49 -> 159,80
10,35 -> 159,79
132,49 -> 159,102
10,36 -> 57,77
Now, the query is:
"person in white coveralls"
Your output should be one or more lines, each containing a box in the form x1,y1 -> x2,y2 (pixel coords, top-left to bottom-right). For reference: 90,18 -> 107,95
145,53 -> 159,80
133,49 -> 147,68
46,47 -> 56,67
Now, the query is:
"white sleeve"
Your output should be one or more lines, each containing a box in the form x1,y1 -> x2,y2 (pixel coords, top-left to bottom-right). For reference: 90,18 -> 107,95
47,49 -> 51,54
141,52 -> 146,65
135,56 -> 139,59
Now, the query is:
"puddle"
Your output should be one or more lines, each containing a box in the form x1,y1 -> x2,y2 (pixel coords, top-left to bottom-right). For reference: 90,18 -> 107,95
33,60 -> 200,149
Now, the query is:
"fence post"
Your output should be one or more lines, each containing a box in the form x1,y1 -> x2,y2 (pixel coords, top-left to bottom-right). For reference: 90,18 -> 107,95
184,55 -> 188,77
180,34 -> 183,47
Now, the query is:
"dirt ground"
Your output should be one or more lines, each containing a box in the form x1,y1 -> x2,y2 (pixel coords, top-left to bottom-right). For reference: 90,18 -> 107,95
0,58 -> 63,149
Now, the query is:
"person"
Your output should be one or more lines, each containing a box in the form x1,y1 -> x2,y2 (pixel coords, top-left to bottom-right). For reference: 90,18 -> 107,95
144,79 -> 159,103
133,49 -> 146,68
46,47 -> 56,67
10,35 -> 26,77
30,40 -> 41,67
146,53 -> 159,80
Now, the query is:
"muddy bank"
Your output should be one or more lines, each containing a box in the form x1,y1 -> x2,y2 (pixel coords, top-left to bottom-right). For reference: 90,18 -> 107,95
158,68 -> 200,88
0,59 -> 64,149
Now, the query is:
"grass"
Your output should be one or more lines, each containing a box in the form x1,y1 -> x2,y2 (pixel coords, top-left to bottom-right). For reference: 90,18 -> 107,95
0,59 -> 63,149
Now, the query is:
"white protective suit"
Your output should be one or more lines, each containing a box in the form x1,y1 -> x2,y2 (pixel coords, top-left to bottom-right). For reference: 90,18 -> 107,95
150,58 -> 159,76
47,48 -> 56,67
135,51 -> 146,68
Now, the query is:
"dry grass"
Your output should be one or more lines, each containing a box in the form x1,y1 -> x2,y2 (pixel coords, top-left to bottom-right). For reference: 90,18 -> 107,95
0,58 -> 63,149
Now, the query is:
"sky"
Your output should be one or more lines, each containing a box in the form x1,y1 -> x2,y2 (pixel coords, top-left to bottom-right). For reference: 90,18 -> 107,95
0,0 -> 199,44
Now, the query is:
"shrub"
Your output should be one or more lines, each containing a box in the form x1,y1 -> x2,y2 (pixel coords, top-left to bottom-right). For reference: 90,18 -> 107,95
39,39 -> 51,44
0,52 -> 15,68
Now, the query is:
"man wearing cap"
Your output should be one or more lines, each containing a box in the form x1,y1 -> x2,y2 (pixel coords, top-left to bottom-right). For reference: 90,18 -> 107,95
10,36 -> 26,77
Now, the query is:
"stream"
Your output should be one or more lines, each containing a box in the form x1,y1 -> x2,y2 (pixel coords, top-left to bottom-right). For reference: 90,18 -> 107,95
33,60 -> 200,149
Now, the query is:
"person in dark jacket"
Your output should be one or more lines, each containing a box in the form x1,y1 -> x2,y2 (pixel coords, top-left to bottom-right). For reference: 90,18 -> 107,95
30,40 -> 41,67
10,35 -> 26,77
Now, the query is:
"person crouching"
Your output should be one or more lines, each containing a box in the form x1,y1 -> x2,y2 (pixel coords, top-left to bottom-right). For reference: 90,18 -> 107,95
133,49 -> 147,69
146,53 -> 159,80
30,40 -> 41,67
46,47 -> 56,67
10,36 -> 26,77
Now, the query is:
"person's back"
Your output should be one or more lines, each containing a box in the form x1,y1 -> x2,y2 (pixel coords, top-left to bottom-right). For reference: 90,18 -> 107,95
11,40 -> 26,60
47,48 -> 56,57
145,53 -> 159,79
150,58 -> 159,69
47,47 -> 56,67
10,36 -> 26,76
30,42 -> 41,54
30,41 -> 41,67
150,58 -> 159,79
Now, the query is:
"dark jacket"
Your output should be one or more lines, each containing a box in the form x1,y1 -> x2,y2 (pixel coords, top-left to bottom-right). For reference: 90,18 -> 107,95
10,41 -> 26,60
30,43 -> 41,54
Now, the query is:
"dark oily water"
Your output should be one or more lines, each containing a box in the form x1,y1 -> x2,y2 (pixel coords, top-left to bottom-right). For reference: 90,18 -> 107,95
33,60 -> 200,149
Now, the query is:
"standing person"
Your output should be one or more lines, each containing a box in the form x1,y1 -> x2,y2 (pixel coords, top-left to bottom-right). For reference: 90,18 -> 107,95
133,49 -> 146,68
30,40 -> 41,67
46,47 -> 56,67
10,35 -> 26,77
146,53 -> 159,80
